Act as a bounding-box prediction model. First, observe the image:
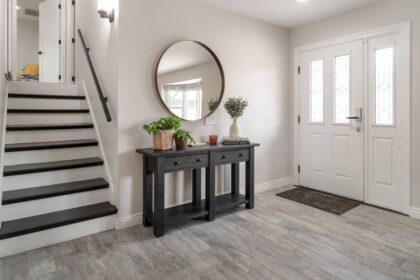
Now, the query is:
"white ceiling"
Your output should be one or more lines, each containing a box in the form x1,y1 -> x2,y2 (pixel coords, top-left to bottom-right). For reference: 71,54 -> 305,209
196,0 -> 381,28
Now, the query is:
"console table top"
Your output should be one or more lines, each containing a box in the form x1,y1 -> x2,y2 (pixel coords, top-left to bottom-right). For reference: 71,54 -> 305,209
137,143 -> 260,157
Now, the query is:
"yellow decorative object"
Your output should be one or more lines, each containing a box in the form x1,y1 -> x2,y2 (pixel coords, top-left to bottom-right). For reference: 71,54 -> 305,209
17,64 -> 39,81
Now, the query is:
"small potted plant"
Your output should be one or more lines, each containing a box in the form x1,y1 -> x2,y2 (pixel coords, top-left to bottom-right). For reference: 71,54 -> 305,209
208,97 -> 219,112
224,97 -> 249,137
173,129 -> 196,150
143,117 -> 181,150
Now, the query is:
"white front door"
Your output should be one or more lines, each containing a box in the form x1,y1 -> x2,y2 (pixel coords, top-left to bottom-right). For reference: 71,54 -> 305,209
39,0 -> 61,83
299,40 -> 364,201
366,33 -> 410,212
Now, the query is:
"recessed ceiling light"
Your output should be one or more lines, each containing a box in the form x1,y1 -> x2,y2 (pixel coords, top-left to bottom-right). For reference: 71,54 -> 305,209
296,0 -> 309,3
16,6 -> 20,10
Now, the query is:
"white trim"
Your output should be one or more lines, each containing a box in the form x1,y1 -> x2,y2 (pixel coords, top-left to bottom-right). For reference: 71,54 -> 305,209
293,22 -> 411,213
409,207 -> 420,220
0,83 -> 9,229
79,79 -> 116,205
115,177 -> 292,230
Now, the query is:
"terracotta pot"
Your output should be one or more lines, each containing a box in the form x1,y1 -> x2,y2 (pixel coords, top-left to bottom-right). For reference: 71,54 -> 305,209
153,129 -> 174,150
175,138 -> 188,150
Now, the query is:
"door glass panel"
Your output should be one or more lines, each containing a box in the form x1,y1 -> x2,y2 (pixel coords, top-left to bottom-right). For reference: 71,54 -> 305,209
310,60 -> 324,123
335,55 -> 350,124
375,47 -> 394,125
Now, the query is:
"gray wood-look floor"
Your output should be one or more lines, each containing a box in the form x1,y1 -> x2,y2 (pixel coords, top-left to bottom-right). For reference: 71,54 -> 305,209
2,186 -> 420,280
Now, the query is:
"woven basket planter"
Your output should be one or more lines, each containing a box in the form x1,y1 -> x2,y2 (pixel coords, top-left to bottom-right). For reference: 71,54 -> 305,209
153,129 -> 174,150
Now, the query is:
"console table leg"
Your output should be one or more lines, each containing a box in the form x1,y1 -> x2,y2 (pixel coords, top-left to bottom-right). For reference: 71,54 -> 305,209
206,153 -> 216,221
153,158 -> 165,237
246,147 -> 255,209
192,169 -> 202,209
143,156 -> 153,227
231,163 -> 240,195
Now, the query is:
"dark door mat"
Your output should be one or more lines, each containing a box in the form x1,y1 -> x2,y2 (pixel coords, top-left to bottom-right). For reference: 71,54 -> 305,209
276,186 -> 361,215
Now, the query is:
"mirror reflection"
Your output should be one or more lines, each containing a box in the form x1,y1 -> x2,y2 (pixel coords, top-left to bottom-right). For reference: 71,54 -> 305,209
156,41 -> 224,121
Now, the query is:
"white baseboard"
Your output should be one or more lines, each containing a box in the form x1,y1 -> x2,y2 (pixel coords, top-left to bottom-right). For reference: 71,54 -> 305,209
115,212 -> 143,230
409,207 -> 420,220
115,177 -> 292,230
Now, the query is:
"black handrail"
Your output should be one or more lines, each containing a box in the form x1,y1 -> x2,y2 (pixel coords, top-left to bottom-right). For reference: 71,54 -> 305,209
77,29 -> 112,122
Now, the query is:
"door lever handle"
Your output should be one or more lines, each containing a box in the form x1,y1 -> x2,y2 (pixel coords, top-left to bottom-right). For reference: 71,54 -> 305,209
346,116 -> 360,120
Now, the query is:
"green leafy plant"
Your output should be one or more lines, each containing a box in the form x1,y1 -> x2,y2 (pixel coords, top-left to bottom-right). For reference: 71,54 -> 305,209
224,97 -> 249,119
143,117 -> 181,135
208,98 -> 219,112
173,129 -> 196,144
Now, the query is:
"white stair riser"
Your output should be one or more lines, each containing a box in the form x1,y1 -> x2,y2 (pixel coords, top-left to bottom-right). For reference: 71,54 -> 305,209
4,147 -> 100,165
2,189 -> 109,221
0,215 -> 116,258
8,82 -> 78,95
6,114 -> 91,125
6,129 -> 96,144
8,98 -> 86,110
2,166 -> 106,191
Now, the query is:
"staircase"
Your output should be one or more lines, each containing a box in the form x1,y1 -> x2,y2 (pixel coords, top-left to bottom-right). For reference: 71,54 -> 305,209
0,82 -> 118,257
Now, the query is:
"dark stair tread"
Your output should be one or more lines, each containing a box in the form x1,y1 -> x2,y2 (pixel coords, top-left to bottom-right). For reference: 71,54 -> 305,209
0,202 -> 118,240
6,123 -> 94,131
5,139 -> 98,152
2,178 -> 109,205
9,93 -> 85,100
3,157 -> 104,177
8,109 -> 90,114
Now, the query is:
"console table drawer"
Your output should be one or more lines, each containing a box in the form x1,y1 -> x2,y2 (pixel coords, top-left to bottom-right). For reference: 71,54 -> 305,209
215,149 -> 249,164
165,154 -> 209,172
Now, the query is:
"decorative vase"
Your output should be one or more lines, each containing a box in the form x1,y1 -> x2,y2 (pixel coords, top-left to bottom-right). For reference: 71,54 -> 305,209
153,129 -> 174,150
175,138 -> 188,150
229,119 -> 241,137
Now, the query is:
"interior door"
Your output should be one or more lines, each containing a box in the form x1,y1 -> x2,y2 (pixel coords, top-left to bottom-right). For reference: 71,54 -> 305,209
299,40 -> 364,201
39,0 -> 61,83
366,33 -> 409,212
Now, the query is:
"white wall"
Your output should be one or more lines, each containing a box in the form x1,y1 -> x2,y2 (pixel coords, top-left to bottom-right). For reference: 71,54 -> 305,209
289,0 -> 420,207
75,0 -> 119,191
17,18 -> 38,72
118,0 -> 290,220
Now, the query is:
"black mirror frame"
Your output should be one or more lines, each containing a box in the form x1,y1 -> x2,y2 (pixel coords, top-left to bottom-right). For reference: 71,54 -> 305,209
155,41 -> 225,122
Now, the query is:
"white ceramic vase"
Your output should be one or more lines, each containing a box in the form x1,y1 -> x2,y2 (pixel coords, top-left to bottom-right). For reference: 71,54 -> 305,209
229,119 -> 241,137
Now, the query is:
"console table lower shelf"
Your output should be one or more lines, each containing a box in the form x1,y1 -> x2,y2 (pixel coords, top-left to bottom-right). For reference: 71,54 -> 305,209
144,193 -> 249,226
137,143 -> 259,238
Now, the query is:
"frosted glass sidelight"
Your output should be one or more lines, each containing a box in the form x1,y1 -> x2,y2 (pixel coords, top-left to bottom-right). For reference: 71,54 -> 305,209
335,55 -> 350,124
375,47 -> 394,125
310,60 -> 324,123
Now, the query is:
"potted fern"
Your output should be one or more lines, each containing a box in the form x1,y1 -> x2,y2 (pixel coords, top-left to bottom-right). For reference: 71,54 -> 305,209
143,117 -> 181,150
173,129 -> 196,150
224,97 -> 248,137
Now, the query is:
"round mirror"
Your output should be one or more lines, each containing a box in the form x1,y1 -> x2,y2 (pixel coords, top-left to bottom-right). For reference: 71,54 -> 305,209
155,41 -> 225,121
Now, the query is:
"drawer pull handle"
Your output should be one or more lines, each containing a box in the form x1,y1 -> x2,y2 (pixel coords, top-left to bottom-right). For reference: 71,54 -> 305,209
174,161 -> 180,166
196,158 -> 202,163
239,153 -> 244,157
222,155 -> 226,159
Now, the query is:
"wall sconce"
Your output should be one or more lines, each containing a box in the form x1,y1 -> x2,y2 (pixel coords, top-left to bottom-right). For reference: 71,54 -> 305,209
98,0 -> 114,23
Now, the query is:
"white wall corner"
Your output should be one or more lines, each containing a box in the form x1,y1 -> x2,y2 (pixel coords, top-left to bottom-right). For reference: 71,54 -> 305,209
115,177 -> 292,230
409,207 -> 420,220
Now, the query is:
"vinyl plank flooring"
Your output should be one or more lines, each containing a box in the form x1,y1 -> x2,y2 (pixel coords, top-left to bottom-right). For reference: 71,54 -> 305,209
2,186 -> 420,280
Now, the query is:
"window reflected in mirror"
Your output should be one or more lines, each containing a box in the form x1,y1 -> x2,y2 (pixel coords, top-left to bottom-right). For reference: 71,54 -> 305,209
156,41 -> 224,121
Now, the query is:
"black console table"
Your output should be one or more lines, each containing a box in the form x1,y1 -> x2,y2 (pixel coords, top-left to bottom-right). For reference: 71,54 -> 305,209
137,143 -> 259,237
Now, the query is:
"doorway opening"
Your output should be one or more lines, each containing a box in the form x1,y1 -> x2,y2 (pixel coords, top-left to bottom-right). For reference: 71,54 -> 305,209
6,0 -> 75,83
